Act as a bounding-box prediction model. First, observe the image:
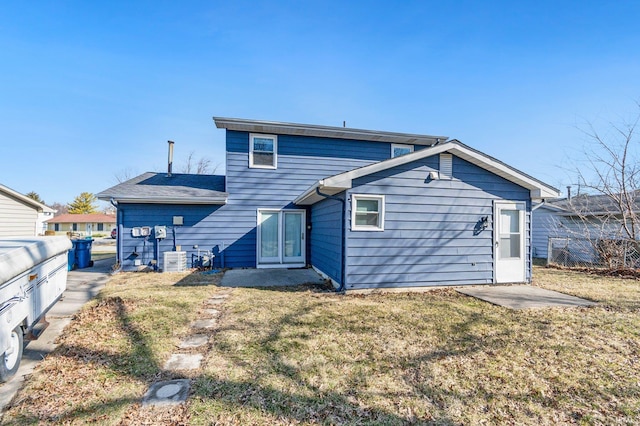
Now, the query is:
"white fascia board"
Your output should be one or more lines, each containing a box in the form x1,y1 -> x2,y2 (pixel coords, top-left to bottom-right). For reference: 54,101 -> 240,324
449,145 -> 559,199
214,117 -> 448,146
318,141 -> 559,200
294,183 -> 345,205
322,143 -> 453,188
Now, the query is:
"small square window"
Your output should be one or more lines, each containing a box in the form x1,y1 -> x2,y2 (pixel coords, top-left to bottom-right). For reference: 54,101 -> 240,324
352,194 -> 385,231
391,143 -> 414,158
250,133 -> 277,169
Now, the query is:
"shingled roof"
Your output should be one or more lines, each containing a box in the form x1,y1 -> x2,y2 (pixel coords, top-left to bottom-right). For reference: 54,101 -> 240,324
97,172 -> 228,204
548,191 -> 640,216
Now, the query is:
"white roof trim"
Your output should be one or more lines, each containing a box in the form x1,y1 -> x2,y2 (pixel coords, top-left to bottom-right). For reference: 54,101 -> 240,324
294,141 -> 559,205
214,117 -> 448,146
0,184 -> 53,213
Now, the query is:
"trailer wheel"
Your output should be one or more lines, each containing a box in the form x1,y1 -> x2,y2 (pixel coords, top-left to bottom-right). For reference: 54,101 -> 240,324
0,326 -> 23,383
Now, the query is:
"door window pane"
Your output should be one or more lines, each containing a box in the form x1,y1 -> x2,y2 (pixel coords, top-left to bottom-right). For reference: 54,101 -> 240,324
500,210 -> 519,233
500,235 -> 521,258
260,212 -> 279,258
499,209 -> 521,259
284,213 -> 302,258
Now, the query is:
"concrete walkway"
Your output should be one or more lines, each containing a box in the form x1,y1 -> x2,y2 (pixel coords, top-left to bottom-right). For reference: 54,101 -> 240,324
0,257 -> 114,413
221,268 -> 326,288
457,285 -> 597,309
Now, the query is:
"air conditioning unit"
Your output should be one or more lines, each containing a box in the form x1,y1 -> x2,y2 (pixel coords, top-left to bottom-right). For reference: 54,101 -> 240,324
163,251 -> 186,272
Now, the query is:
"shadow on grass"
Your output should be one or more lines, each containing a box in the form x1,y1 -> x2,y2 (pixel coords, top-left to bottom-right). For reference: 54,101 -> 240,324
6,294 -> 444,424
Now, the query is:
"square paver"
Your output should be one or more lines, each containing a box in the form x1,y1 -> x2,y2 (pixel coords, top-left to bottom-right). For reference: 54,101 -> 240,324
164,353 -> 203,371
191,318 -> 217,329
179,334 -> 209,349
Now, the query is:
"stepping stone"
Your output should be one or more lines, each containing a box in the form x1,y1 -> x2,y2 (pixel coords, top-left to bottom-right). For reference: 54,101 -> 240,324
191,318 -> 217,329
142,379 -> 191,406
205,308 -> 220,316
179,334 -> 209,349
164,353 -> 203,371
207,299 -> 225,305
210,294 -> 229,299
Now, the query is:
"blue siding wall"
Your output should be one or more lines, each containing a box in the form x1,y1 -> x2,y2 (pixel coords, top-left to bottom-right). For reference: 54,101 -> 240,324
344,155 -> 531,289
310,195 -> 344,283
118,204 -> 222,271
213,131 -> 398,267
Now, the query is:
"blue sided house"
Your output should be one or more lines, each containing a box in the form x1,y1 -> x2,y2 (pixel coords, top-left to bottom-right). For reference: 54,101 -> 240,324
97,117 -> 559,290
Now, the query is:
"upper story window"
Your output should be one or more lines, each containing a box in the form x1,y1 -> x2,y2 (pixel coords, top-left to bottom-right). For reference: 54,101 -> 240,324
391,143 -> 414,158
352,194 -> 385,231
250,133 -> 277,169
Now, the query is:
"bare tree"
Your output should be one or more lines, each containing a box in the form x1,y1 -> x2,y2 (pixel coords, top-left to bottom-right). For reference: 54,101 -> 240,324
49,202 -> 69,216
113,167 -> 139,183
559,104 -> 640,269
180,151 -> 219,174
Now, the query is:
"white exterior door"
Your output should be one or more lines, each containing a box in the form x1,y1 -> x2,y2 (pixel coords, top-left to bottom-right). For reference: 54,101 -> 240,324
257,210 -> 305,267
495,201 -> 526,283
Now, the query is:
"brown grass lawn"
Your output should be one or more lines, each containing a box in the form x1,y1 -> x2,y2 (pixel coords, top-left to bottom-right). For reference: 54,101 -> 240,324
2,267 -> 640,425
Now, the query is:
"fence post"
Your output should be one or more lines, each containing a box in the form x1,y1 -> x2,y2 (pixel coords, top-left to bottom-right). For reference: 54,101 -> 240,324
547,237 -> 552,266
624,243 -> 628,269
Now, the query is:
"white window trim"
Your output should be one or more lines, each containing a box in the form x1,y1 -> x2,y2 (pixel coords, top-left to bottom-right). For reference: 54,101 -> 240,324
391,143 -> 414,158
351,194 -> 385,231
249,133 -> 278,169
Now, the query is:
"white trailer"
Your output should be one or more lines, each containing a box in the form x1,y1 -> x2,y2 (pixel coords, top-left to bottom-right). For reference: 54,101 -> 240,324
0,237 -> 72,382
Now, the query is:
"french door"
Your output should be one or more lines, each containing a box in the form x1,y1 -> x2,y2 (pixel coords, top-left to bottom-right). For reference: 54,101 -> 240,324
257,209 -> 305,267
494,201 -> 526,283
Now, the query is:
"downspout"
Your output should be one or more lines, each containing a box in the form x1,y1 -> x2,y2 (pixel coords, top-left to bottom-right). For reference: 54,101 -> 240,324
315,187 -> 346,293
110,198 -> 123,273
532,199 -> 547,211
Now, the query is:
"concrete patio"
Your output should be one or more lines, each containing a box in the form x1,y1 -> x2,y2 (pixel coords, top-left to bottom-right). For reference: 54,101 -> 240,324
456,285 -> 597,309
220,268 -> 326,288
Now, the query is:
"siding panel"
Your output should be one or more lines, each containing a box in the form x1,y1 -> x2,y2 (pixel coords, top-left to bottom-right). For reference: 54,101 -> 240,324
0,192 -> 38,236
344,155 -> 531,289
310,195 -> 344,283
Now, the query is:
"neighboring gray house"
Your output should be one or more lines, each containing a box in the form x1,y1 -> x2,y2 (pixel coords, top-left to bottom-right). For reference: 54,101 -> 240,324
532,193 -> 640,263
0,184 -> 54,237
98,118 -> 559,290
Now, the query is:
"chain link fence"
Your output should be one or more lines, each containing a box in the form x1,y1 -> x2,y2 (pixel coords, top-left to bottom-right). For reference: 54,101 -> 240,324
547,237 -> 640,269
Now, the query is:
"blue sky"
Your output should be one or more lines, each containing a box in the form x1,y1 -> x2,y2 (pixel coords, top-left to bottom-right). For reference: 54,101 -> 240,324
1,1 -> 639,207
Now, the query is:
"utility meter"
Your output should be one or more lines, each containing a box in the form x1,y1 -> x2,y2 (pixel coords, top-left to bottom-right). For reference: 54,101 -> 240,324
154,225 -> 167,239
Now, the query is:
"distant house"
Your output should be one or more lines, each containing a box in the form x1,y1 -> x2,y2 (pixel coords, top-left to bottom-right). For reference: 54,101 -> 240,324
0,184 -> 54,236
532,193 -> 640,262
46,213 -> 116,236
98,117 -> 559,289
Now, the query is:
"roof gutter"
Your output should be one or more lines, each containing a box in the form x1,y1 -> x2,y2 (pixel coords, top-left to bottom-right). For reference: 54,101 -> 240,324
100,197 -> 228,205
315,187 -> 346,293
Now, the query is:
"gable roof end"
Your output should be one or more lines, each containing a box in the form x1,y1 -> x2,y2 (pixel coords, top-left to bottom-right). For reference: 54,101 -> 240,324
214,117 -> 448,146
294,140 -> 559,205
0,184 -> 54,213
